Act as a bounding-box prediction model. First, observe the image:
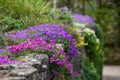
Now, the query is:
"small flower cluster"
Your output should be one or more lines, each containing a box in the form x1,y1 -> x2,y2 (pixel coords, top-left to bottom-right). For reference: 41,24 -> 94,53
50,48 -> 78,75
0,56 -> 17,65
72,14 -> 95,26
0,46 -> 9,55
12,24 -> 77,56
9,38 -> 56,54
0,48 -> 7,54
83,28 -> 100,51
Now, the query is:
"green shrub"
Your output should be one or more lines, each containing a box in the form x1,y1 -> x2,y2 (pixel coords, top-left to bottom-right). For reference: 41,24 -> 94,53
93,24 -> 104,49
83,28 -> 103,80
81,57 -> 100,80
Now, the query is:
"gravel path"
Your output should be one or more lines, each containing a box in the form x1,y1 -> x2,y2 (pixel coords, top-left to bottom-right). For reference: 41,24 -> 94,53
103,65 -> 120,80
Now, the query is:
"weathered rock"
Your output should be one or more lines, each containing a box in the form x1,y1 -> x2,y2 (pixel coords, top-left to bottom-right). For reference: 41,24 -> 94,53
0,53 -> 81,80
0,54 -> 49,80
0,64 -> 14,70
0,77 -> 26,80
10,68 -> 37,77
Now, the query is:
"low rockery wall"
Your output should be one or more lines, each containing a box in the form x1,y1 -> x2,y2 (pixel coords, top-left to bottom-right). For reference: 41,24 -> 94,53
0,49 -> 83,80
0,54 -> 49,80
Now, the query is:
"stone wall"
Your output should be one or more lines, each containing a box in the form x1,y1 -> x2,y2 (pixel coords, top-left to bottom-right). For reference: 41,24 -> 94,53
0,51 -> 83,80
0,54 -> 49,80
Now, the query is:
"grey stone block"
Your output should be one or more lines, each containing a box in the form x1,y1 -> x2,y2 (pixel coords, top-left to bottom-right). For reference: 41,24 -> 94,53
0,53 -> 82,80
0,64 -> 14,70
10,68 -> 37,77
0,77 -> 26,80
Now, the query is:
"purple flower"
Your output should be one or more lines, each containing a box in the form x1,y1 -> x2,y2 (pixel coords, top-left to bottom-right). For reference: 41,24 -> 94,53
0,56 -> 17,65
0,48 -> 9,54
72,14 -> 95,25
53,71 -> 59,75
60,7 -> 68,12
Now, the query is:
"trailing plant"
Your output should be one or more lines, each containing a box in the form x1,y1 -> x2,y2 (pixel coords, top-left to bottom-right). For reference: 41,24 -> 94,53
11,24 -> 77,56
0,37 -> 79,80
0,56 -> 18,65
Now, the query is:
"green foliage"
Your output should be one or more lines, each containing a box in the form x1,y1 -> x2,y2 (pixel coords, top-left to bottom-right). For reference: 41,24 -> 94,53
41,8 -> 73,26
92,24 -> 104,79
93,24 -> 104,49
83,28 -> 103,80
64,27 -> 85,47
81,57 -> 100,80
0,35 -> 6,47
0,16 -> 24,33
0,0 -> 51,28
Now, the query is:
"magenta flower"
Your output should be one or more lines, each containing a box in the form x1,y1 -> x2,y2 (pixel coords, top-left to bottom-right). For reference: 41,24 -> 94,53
53,71 -> 59,75
9,38 -> 56,54
0,56 -> 17,65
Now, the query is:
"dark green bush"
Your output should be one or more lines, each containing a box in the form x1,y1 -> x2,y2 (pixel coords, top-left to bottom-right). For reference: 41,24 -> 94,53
82,28 -> 103,80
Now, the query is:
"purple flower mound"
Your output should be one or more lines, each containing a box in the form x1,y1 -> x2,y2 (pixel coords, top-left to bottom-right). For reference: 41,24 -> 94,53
12,24 -> 77,56
72,14 -> 95,25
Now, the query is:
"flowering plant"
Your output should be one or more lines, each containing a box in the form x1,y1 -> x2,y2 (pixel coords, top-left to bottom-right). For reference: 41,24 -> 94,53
47,8 -> 86,48
72,14 -> 95,27
12,24 -> 77,56
8,38 -> 78,79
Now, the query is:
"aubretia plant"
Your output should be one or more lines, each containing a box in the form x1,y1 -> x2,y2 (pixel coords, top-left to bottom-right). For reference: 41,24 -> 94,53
8,38 -> 78,79
9,38 -> 56,56
11,24 -> 77,56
